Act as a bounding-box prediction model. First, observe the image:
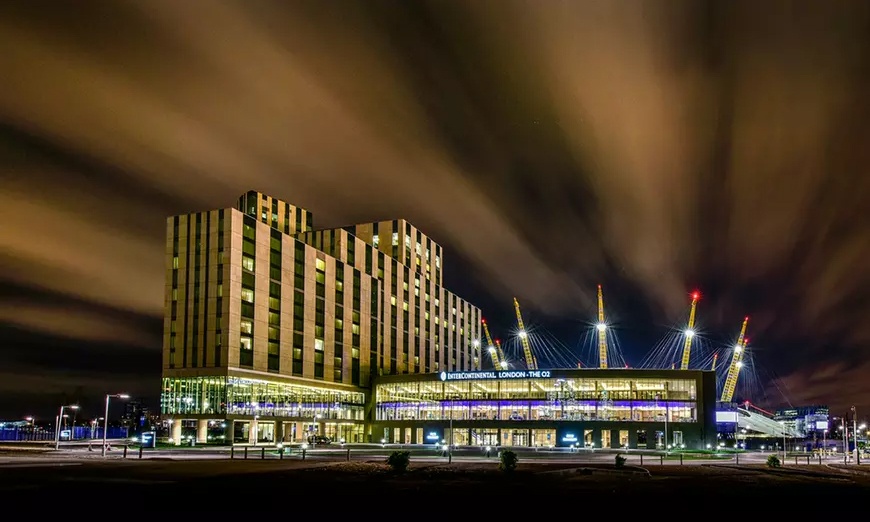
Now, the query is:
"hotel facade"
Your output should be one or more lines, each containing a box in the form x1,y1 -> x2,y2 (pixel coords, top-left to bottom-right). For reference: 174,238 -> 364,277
372,368 -> 718,449
161,191 -> 482,444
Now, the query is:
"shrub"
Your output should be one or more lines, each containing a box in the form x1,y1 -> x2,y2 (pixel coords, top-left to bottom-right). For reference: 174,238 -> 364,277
614,454 -> 627,468
499,449 -> 518,472
766,454 -> 781,468
387,450 -> 410,472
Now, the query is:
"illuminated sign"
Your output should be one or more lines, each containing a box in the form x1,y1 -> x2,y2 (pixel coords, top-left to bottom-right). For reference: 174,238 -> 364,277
716,411 -> 738,423
815,421 -> 829,430
440,370 -> 552,381
140,431 -> 156,448
425,432 -> 440,441
562,433 -> 578,443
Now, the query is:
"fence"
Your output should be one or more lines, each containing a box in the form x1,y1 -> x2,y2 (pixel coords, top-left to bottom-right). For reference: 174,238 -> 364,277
0,426 -> 129,442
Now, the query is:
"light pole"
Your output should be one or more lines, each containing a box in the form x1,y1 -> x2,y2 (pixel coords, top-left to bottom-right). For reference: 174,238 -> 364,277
102,393 -> 130,457
851,406 -> 859,464
823,429 -> 828,460
54,405 -> 79,450
656,393 -> 668,454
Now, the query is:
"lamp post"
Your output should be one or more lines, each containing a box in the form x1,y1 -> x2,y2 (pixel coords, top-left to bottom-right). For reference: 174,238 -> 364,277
102,393 -> 130,457
25,417 -> 34,441
851,406 -> 859,464
54,405 -> 79,450
823,429 -> 828,460
656,393 -> 668,455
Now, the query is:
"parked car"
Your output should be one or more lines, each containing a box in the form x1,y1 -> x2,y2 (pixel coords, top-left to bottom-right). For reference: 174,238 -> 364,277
307,435 -> 331,445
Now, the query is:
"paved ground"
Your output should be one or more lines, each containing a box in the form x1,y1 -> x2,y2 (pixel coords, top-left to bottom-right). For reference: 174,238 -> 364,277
1,446 -> 868,512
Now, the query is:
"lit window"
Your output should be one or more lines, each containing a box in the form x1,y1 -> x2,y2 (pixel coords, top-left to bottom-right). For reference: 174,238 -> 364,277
241,288 -> 254,302
391,233 -> 399,246
241,320 -> 253,335
390,296 -> 396,306
316,258 -> 326,271
403,302 -> 408,311
172,256 -> 179,269
315,338 -> 324,351
242,256 -> 255,272
373,235 -> 380,248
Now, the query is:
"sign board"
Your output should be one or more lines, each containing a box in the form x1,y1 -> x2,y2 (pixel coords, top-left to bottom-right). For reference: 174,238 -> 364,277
716,411 -> 738,423
440,370 -> 553,381
140,431 -> 157,448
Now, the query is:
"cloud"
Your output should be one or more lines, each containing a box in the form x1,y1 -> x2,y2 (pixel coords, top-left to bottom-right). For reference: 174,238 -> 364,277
0,302 -> 154,349
0,1 -> 868,413
771,361 -> 870,416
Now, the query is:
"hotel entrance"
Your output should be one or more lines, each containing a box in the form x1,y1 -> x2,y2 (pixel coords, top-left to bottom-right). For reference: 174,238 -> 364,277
501,429 -> 528,447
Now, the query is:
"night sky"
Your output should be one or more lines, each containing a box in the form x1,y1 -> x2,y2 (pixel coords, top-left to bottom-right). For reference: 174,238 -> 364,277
1,1 -> 868,421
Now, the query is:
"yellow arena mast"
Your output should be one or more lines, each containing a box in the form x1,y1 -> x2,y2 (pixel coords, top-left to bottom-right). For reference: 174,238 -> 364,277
596,285 -> 609,368
680,291 -> 701,370
720,317 -> 749,402
495,339 -> 506,369
481,318 -> 505,370
711,352 -> 718,371
513,298 -> 537,370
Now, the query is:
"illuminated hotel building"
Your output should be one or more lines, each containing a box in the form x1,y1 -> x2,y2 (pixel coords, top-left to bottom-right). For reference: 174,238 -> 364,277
373,369 -> 717,449
160,191 -> 482,444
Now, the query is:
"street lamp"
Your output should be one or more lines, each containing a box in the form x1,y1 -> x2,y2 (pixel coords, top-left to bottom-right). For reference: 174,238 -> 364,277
851,406 -> 859,464
55,404 -> 79,450
102,393 -> 130,457
823,429 -> 828,459
656,393 -> 668,455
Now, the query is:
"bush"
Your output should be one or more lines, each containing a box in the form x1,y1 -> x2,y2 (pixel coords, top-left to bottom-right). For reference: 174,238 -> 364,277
499,449 -> 518,472
387,450 -> 410,472
614,454 -> 627,468
766,454 -> 781,468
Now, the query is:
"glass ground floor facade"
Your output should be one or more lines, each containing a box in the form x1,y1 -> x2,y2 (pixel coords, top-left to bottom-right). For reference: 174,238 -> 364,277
160,370 -> 367,444
160,368 -> 716,447
370,421 -> 707,449
371,368 -> 717,449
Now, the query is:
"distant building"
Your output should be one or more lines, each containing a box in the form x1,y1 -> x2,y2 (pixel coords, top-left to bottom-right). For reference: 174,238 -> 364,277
161,190 -> 482,444
121,400 -> 151,434
774,406 -> 829,438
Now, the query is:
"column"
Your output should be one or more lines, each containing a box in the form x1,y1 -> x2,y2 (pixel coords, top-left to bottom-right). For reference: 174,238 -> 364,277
226,420 -> 234,444
248,419 -> 258,445
171,419 -> 182,446
274,421 -> 284,444
196,419 -> 208,444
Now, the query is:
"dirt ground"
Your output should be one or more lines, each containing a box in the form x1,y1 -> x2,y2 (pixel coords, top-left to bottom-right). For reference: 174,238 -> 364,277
282,460 -> 870,507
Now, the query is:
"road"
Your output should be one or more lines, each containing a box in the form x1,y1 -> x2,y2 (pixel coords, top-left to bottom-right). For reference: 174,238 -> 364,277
0,442 -> 857,466
1,445 -> 867,509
